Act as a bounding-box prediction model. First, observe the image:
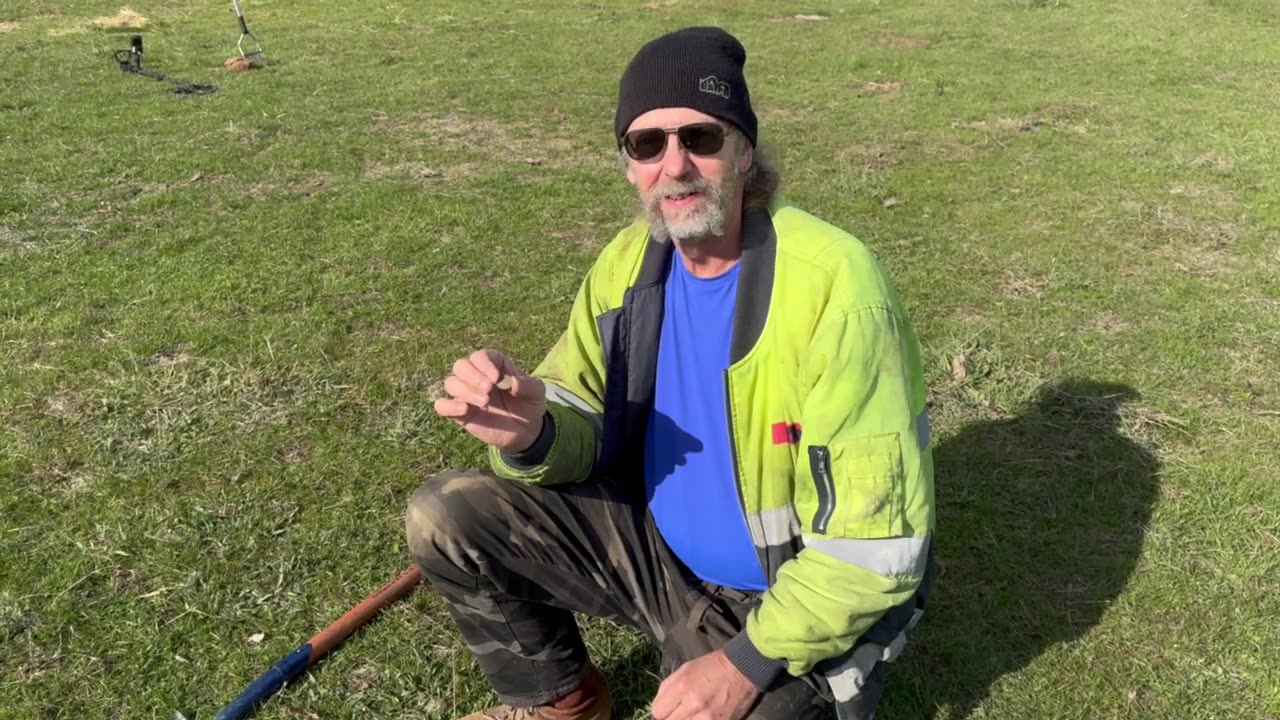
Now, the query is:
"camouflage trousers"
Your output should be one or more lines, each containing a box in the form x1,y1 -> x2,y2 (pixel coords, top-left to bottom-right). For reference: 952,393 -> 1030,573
406,470 -> 885,720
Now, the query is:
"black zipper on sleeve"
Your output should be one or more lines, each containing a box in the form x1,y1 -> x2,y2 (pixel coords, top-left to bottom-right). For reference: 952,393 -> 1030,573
809,445 -> 836,534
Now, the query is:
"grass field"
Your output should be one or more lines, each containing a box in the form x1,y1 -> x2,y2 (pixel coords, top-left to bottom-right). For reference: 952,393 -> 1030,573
3,1 -> 1279,718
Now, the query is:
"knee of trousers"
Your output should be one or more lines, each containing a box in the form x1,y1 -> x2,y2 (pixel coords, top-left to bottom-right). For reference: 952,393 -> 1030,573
405,469 -> 502,574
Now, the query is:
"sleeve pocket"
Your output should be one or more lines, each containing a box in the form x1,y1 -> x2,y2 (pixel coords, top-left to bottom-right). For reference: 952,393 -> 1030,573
831,432 -> 905,538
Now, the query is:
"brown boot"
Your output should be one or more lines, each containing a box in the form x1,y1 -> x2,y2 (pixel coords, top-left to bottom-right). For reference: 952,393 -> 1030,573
458,665 -> 612,720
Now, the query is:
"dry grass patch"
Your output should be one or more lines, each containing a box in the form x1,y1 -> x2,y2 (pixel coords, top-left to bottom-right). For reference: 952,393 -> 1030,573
999,273 -> 1047,299
1161,210 -> 1246,245
1093,312 -> 1132,335
834,133 -> 972,172
949,307 -> 988,324
146,346 -> 194,367
34,461 -> 95,495
376,112 -> 607,170
290,175 -> 333,197
761,106 -> 813,126
1115,400 -> 1188,444
234,173 -> 336,199
0,21 -> 21,33
551,223 -> 610,253
363,161 -> 482,184
1128,203 -> 1248,278
1187,152 -> 1233,171
837,141 -> 898,173
91,7 -> 149,31
1168,181 -> 1237,207
367,322 -> 423,342
852,80 -> 904,95
10,645 -> 63,684
954,115 -> 1087,135
877,33 -> 932,49
0,224 -> 27,246
839,133 -> 974,171
768,13 -> 831,22
279,441 -> 312,465
955,102 -> 1094,137
43,390 -> 90,423
346,661 -> 381,693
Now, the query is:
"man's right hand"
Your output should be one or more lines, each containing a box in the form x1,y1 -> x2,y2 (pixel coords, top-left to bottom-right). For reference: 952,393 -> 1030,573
434,349 -> 548,454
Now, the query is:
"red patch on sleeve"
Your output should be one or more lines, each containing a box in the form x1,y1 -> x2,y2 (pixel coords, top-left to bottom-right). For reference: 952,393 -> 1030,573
772,422 -> 802,445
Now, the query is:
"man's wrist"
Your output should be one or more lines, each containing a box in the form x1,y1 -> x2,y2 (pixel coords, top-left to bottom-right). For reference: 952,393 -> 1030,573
500,412 -> 554,468
723,630 -> 787,691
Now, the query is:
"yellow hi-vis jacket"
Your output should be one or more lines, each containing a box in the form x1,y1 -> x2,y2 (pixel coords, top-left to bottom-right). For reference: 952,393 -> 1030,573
490,200 -> 936,693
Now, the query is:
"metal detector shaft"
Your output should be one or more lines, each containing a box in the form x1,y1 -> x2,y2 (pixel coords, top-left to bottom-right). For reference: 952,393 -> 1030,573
212,566 -> 423,720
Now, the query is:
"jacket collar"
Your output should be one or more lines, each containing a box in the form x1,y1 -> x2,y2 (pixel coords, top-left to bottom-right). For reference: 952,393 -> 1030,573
633,206 -> 777,365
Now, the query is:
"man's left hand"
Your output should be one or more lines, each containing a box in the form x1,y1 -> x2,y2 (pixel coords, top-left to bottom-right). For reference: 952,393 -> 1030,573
651,649 -> 761,720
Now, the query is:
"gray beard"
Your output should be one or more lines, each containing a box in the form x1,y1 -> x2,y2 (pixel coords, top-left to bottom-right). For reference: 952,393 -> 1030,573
642,171 -> 738,247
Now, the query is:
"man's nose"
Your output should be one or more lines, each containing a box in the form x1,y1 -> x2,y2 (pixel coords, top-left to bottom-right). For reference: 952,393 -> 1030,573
660,133 -> 693,178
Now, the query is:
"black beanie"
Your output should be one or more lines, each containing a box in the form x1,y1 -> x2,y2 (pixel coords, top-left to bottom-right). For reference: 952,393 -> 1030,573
615,26 -> 758,147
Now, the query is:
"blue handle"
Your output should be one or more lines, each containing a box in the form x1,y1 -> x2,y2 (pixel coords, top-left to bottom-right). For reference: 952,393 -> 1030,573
213,644 -> 312,720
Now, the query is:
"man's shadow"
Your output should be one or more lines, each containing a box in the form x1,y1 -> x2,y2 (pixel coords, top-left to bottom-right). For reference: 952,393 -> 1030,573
603,379 -> 1160,719
886,379 -> 1161,718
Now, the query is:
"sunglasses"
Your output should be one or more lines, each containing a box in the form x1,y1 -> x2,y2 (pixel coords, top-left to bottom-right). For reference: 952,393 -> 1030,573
621,122 -> 731,162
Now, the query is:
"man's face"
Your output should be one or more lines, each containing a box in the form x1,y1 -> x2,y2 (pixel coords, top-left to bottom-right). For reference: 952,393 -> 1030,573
623,107 -> 753,245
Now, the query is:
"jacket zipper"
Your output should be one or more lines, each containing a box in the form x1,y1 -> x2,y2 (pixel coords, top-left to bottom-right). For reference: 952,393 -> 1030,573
809,445 -> 836,534
723,371 -> 767,577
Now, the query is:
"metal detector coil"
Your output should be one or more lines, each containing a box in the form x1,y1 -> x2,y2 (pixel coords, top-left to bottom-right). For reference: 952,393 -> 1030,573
112,34 -> 216,95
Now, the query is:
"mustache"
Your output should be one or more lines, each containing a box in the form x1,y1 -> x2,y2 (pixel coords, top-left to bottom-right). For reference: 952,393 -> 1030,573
650,177 -> 716,201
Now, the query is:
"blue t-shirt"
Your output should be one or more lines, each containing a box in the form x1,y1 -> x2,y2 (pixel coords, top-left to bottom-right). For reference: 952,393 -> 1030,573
643,253 -> 768,591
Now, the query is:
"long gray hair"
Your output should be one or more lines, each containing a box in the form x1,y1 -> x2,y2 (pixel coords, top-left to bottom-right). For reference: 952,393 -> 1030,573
741,140 -> 781,209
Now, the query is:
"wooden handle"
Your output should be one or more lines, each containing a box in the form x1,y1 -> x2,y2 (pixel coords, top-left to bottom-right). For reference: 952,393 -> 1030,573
306,565 -> 423,661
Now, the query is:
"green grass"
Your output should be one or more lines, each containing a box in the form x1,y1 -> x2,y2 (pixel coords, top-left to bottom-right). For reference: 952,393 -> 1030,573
2,1 -> 1279,718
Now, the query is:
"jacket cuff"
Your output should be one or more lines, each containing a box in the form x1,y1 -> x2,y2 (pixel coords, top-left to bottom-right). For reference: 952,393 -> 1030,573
500,413 -> 555,469
724,630 -> 787,691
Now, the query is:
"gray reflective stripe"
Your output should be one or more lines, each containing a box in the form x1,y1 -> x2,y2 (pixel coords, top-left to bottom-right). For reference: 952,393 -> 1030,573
916,409 -> 931,451
545,382 -> 603,434
822,628 -> 913,703
802,535 -> 930,578
905,607 -> 924,632
883,629 -> 908,661
746,505 -> 800,548
823,640 -> 883,702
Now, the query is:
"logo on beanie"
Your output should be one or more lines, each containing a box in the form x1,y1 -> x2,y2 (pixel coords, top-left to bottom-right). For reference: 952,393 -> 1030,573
698,75 -> 731,100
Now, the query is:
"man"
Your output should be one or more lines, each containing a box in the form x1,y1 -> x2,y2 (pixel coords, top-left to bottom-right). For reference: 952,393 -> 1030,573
408,26 -> 935,720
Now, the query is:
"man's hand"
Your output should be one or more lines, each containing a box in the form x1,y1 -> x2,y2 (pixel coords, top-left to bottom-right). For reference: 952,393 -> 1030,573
651,649 -> 760,720
434,349 -> 547,453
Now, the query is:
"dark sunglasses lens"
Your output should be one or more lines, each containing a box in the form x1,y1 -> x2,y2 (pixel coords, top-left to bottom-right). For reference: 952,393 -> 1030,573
678,124 -> 726,155
624,129 -> 667,160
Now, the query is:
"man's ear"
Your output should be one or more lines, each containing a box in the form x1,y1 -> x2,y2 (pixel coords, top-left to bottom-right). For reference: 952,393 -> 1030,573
738,141 -> 754,175
625,159 -> 637,186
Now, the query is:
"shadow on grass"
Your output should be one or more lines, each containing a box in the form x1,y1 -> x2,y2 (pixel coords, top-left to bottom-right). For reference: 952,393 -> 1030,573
885,379 -> 1161,719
